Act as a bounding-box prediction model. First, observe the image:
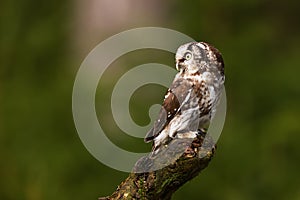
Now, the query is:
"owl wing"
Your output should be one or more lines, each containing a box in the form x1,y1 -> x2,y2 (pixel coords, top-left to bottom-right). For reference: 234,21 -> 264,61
144,77 -> 193,142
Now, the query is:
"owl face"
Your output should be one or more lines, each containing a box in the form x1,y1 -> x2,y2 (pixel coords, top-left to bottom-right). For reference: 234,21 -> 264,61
175,42 -> 224,76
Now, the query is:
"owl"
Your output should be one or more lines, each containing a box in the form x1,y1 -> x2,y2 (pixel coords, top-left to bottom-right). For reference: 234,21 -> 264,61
144,42 -> 225,152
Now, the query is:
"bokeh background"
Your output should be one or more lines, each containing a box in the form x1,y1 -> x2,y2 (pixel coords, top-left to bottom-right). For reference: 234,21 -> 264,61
1,0 -> 300,199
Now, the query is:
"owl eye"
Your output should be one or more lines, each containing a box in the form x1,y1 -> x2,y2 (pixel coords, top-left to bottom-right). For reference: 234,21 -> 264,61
185,52 -> 192,60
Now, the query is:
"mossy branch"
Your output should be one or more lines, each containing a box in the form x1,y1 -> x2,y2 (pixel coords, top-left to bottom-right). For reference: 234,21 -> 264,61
99,132 -> 216,200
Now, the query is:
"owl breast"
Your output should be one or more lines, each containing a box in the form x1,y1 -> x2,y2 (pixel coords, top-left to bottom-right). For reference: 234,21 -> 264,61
168,74 -> 214,138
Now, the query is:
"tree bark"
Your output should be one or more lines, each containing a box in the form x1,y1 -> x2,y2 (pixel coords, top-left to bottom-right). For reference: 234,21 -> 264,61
99,131 -> 216,200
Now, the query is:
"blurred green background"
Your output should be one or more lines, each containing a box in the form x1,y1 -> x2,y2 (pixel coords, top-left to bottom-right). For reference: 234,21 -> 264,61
1,0 -> 300,199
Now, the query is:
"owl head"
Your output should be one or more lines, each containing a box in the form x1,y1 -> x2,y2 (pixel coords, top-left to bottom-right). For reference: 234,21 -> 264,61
175,42 -> 224,76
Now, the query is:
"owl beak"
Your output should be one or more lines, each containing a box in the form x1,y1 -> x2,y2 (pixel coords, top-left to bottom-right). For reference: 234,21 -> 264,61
176,58 -> 185,71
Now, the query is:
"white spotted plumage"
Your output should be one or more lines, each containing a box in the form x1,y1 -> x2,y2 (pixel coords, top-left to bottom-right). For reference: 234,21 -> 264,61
145,42 -> 225,151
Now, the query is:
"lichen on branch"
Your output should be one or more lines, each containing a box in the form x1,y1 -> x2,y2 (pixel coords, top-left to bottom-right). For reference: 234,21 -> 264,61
99,131 -> 216,200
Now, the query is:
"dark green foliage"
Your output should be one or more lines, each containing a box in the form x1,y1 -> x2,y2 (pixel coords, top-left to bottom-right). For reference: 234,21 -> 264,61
1,0 -> 300,199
